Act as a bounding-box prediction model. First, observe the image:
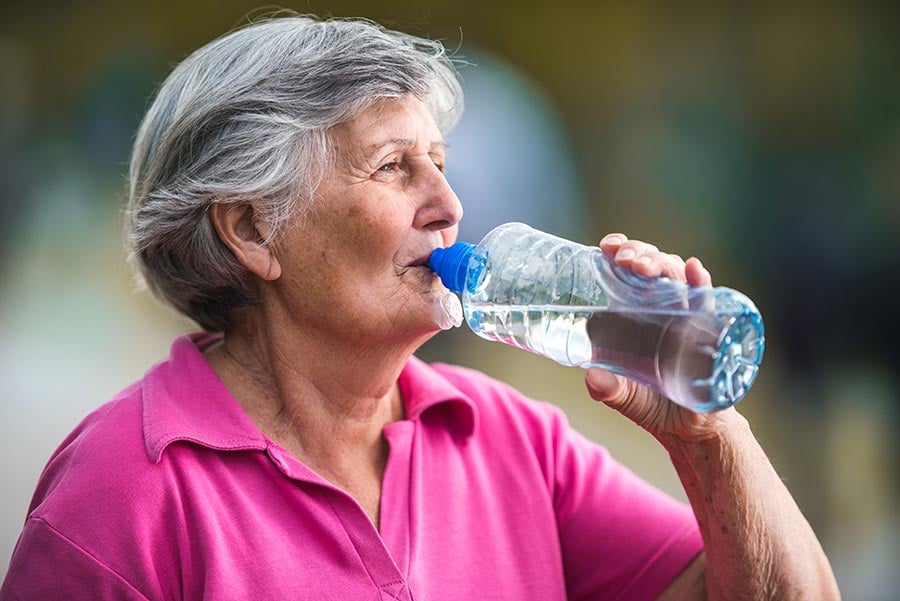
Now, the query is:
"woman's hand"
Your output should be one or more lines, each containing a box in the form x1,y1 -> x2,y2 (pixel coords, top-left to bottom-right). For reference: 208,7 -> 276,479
584,233 -> 744,444
587,234 -> 841,600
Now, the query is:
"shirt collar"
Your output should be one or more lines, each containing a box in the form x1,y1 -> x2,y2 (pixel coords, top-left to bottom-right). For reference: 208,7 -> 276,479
142,334 -> 478,463
142,332 -> 268,463
398,356 -> 479,440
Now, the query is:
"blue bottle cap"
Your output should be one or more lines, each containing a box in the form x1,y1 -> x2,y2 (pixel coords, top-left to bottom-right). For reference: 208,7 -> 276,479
429,242 -> 476,294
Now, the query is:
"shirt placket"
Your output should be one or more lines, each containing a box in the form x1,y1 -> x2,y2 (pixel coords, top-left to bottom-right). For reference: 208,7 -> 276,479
265,426 -> 416,600
380,420 -> 414,577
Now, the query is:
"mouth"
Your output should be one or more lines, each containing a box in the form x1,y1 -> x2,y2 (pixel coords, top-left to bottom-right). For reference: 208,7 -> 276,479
408,252 -> 436,270
400,251 -> 442,286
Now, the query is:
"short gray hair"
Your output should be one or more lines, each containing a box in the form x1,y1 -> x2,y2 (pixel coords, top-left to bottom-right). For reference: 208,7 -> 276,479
126,14 -> 464,332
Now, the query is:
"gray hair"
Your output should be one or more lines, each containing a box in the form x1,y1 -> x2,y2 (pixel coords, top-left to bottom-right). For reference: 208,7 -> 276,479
126,14 -> 464,332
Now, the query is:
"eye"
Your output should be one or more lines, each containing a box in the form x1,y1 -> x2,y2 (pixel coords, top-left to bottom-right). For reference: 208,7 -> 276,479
378,160 -> 399,173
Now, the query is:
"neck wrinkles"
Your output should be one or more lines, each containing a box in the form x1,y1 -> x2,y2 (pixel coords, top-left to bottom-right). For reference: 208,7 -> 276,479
204,311 -> 413,460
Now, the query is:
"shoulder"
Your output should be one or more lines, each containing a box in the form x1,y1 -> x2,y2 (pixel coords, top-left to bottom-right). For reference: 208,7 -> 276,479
17,377 -> 198,598
31,382 -> 144,503
27,379 -> 174,543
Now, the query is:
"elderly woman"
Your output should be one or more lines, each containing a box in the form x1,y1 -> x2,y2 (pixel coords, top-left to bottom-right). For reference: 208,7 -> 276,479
2,15 -> 838,601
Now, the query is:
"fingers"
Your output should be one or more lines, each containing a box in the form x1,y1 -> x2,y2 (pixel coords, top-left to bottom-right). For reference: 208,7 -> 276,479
685,257 -> 713,287
600,233 -> 627,254
615,241 -> 684,280
599,233 -> 712,285
631,251 -> 686,279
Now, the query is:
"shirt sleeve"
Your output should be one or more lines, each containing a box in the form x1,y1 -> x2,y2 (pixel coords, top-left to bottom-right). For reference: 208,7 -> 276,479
0,517 -> 150,601
547,408 -> 704,601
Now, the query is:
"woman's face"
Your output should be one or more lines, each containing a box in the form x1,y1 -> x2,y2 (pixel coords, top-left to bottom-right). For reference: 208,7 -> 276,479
271,94 -> 463,345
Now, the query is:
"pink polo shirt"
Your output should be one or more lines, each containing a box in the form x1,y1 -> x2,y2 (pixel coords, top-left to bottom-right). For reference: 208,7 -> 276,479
2,333 -> 702,600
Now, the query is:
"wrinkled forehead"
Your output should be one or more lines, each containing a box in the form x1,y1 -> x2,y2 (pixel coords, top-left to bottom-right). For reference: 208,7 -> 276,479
330,95 -> 446,157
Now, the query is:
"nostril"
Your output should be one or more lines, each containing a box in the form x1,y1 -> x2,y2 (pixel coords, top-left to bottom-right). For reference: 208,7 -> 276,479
416,196 -> 463,231
425,219 -> 455,232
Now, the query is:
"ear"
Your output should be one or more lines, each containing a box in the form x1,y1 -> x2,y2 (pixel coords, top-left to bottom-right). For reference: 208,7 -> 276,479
208,203 -> 282,282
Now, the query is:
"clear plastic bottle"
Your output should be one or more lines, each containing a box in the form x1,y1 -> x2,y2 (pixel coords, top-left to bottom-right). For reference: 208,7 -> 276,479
429,222 -> 765,413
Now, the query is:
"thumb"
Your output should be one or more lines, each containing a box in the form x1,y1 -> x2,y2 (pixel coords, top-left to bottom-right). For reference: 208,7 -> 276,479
585,367 -> 660,432
585,367 -> 630,408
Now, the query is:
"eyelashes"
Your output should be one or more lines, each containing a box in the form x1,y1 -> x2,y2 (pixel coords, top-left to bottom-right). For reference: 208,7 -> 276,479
374,157 -> 444,177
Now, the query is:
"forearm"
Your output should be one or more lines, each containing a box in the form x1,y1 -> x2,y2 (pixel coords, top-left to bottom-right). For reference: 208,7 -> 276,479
660,410 -> 840,601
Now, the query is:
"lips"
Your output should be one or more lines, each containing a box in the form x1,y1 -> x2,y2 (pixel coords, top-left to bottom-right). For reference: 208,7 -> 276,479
408,251 -> 436,269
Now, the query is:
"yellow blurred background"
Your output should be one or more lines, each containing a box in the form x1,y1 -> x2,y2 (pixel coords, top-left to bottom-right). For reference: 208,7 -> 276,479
1,1 -> 898,598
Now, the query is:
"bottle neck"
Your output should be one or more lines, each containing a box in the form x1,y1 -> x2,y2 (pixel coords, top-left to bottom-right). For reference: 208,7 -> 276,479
429,242 -> 476,293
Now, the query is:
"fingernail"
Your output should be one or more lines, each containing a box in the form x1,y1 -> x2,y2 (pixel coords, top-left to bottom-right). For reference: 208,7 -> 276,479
602,234 -> 624,245
618,248 -> 635,260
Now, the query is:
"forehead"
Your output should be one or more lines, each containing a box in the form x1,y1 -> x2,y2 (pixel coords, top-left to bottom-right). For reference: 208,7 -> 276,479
335,96 -> 444,150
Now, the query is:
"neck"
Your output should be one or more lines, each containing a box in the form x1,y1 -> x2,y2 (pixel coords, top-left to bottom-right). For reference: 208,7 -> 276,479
204,308 -> 428,468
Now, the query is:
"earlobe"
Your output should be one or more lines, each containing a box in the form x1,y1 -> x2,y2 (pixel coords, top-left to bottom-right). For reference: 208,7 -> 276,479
208,203 -> 282,282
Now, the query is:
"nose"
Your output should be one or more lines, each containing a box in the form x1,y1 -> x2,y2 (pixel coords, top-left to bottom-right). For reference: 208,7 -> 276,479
413,163 -> 463,232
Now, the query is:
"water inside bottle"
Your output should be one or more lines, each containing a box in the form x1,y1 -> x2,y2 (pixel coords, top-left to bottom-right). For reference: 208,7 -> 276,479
465,303 -> 763,411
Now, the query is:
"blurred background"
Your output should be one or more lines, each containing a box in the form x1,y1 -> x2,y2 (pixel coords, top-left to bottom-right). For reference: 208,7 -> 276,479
1,1 -> 898,597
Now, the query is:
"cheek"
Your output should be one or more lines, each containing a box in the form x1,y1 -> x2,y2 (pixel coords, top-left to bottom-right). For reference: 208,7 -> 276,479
341,208 -> 408,264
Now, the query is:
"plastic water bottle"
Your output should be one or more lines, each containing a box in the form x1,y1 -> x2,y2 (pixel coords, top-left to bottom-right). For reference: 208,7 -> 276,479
429,222 -> 765,413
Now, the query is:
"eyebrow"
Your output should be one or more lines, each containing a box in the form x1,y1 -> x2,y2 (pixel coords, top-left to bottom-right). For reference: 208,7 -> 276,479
367,138 -> 449,153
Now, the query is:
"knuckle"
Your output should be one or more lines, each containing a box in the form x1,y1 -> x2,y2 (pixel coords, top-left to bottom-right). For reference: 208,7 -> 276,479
628,240 -> 656,254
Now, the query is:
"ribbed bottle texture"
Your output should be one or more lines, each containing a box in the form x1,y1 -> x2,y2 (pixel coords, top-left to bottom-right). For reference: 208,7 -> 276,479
430,223 -> 765,413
